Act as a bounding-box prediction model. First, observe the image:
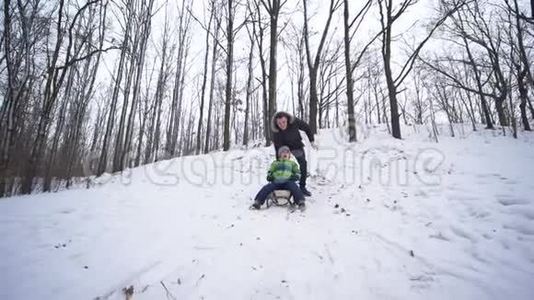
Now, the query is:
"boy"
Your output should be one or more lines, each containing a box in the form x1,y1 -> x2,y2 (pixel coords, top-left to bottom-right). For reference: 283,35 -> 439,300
251,146 -> 306,210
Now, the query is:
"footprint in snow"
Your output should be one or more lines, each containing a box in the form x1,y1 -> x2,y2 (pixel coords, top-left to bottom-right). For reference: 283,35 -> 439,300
497,196 -> 530,206
503,222 -> 534,236
450,225 -> 478,243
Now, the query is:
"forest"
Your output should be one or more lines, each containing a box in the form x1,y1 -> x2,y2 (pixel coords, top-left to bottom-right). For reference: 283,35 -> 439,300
1,0 -> 533,197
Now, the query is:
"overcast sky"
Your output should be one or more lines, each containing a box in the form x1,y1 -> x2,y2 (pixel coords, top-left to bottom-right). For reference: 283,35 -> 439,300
96,0 -> 442,117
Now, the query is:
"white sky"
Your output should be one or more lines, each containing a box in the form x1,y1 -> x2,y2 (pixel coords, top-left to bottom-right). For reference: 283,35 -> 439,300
95,0 -> 446,120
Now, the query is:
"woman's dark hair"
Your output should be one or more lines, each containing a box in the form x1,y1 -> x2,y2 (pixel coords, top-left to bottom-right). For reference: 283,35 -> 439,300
276,112 -> 289,120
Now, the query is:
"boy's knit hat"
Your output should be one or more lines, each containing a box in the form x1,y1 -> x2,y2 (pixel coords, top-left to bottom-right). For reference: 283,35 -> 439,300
278,146 -> 291,156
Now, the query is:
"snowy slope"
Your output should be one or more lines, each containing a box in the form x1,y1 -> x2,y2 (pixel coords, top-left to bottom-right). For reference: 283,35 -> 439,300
1,125 -> 534,300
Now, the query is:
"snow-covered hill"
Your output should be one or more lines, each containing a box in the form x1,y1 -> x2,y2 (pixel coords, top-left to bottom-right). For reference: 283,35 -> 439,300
1,125 -> 534,299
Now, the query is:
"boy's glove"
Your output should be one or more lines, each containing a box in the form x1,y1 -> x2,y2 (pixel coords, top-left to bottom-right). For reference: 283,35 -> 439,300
267,174 -> 274,182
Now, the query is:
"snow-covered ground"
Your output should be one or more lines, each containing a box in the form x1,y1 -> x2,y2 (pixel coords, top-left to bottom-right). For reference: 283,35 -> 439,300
1,125 -> 534,300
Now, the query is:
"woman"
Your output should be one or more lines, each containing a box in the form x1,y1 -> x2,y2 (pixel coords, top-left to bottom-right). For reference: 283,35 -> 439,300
271,111 -> 317,196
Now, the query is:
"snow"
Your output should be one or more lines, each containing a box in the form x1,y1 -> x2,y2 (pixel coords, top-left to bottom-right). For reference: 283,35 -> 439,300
1,125 -> 534,300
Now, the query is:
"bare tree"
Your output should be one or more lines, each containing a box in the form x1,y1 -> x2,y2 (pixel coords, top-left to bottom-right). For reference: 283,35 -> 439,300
507,0 -> 534,119
98,0 -> 135,176
259,0 -> 287,132
303,0 -> 341,134
378,0 -> 466,139
252,0 -> 271,145
22,0 -> 108,193
196,1 -> 215,154
167,0 -> 192,157
222,0 -> 248,151
146,7 -> 172,162
243,3 -> 257,146
343,0 -> 372,142
283,23 -> 307,120
204,7 -> 221,154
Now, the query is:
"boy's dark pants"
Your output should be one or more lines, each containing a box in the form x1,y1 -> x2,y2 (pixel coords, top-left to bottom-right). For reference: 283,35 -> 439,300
254,181 -> 305,204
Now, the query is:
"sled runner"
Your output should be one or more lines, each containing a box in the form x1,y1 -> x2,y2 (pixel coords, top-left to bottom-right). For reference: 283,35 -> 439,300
266,189 -> 294,207
250,189 -> 305,212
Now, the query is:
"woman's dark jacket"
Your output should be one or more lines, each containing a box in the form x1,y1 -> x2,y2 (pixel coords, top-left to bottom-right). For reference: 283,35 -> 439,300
271,111 -> 314,153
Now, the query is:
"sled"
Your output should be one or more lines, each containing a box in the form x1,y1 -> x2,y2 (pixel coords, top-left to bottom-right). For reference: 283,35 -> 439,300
266,189 -> 294,207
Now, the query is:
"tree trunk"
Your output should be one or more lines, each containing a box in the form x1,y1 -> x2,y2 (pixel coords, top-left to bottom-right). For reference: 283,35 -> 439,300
382,33 -> 400,137
519,78 -> 531,131
495,98 -> 508,127
113,36 -> 138,171
66,1 -> 107,184
243,26 -> 255,146
22,0 -> 71,194
1,0 -> 20,196
167,3 -> 190,157
258,27 -> 270,146
303,0 -> 338,134
98,0 -> 133,175
204,17 -> 219,154
122,0 -> 153,169
343,0 -> 356,142
43,66 -> 75,192
146,26 -> 169,163
223,0 -> 234,151
196,10 -> 213,154
380,0 -> 401,139
267,1 -> 279,125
